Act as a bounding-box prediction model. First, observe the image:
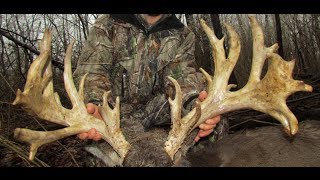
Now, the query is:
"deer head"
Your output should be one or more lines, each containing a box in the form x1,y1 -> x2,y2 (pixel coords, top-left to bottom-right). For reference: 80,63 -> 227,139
12,16 -> 312,166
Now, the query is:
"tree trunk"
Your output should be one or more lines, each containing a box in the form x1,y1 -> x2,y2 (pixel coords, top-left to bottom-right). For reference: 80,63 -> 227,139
210,14 -> 223,39
185,14 -> 193,27
275,14 -> 284,57
77,14 -> 88,40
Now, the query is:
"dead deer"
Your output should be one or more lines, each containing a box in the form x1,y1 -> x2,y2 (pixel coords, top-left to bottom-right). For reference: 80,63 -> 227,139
187,120 -> 320,167
12,16 -> 313,167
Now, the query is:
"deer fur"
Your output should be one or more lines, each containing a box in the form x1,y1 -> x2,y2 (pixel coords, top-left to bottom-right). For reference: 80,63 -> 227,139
187,120 -> 320,167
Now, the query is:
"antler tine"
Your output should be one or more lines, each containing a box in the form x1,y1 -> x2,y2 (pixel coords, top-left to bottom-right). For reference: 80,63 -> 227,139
199,19 -> 241,99
13,29 -> 69,126
98,91 -> 130,160
12,29 -> 130,163
25,29 -> 52,87
14,124 -> 85,160
246,16 -> 277,86
165,16 -> 313,161
64,39 -> 86,111
164,77 -> 201,160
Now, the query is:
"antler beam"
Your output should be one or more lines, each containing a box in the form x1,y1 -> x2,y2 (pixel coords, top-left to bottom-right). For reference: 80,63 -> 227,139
165,16 -> 313,160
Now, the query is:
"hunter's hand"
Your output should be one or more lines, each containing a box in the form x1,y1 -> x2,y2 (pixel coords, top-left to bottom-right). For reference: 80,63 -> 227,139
194,91 -> 221,142
77,103 -> 102,141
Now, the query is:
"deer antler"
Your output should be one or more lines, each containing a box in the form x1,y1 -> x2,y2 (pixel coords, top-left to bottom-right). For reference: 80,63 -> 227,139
164,16 -> 313,160
12,29 -> 130,163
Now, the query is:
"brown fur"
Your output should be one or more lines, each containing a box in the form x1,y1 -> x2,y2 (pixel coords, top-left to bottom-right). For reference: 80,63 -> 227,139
86,119 -> 320,167
187,120 -> 320,167
85,116 -> 199,167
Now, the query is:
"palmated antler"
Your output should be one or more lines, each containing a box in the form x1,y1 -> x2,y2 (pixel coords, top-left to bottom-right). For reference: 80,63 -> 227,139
12,29 -> 130,163
164,16 -> 313,160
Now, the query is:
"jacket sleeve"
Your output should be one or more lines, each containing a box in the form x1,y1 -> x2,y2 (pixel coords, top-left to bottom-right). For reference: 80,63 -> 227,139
162,30 -> 206,112
73,15 -> 114,104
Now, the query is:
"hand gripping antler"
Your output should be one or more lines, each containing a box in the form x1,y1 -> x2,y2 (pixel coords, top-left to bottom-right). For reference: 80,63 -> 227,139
164,16 -> 313,160
12,29 -> 130,162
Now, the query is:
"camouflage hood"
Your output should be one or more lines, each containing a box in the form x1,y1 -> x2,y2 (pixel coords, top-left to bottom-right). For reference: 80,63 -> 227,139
110,14 -> 183,37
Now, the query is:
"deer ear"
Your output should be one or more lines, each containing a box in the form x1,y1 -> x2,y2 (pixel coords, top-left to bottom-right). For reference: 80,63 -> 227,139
84,142 -> 123,167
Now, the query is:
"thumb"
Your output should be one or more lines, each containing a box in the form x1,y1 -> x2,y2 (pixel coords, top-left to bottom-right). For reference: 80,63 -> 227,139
93,106 -> 103,120
198,91 -> 208,102
86,103 -> 103,120
86,103 -> 96,114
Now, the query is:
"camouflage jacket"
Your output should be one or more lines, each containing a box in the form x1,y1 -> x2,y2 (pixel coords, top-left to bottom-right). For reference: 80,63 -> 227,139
74,14 -> 206,128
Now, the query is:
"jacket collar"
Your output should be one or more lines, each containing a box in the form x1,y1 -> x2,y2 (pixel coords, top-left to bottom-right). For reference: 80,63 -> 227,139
110,14 -> 185,36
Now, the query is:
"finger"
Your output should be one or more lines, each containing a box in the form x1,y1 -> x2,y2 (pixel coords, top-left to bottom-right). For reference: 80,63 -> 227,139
86,103 -> 96,114
93,106 -> 103,120
205,116 -> 221,125
78,132 -> 88,140
199,129 -> 214,137
199,123 -> 216,131
87,128 -> 97,139
92,133 -> 102,141
194,129 -> 205,142
198,91 -> 208,102
194,135 -> 201,142
87,103 -> 103,120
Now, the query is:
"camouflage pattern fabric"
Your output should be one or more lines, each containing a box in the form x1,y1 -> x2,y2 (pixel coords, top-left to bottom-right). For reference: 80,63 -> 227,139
73,14 -> 206,128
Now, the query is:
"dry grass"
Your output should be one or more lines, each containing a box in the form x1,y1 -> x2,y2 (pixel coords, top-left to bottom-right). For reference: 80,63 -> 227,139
0,74 -> 91,167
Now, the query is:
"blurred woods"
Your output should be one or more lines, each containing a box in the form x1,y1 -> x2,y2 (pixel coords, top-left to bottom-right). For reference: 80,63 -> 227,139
183,14 -> 320,88
0,14 -> 319,167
